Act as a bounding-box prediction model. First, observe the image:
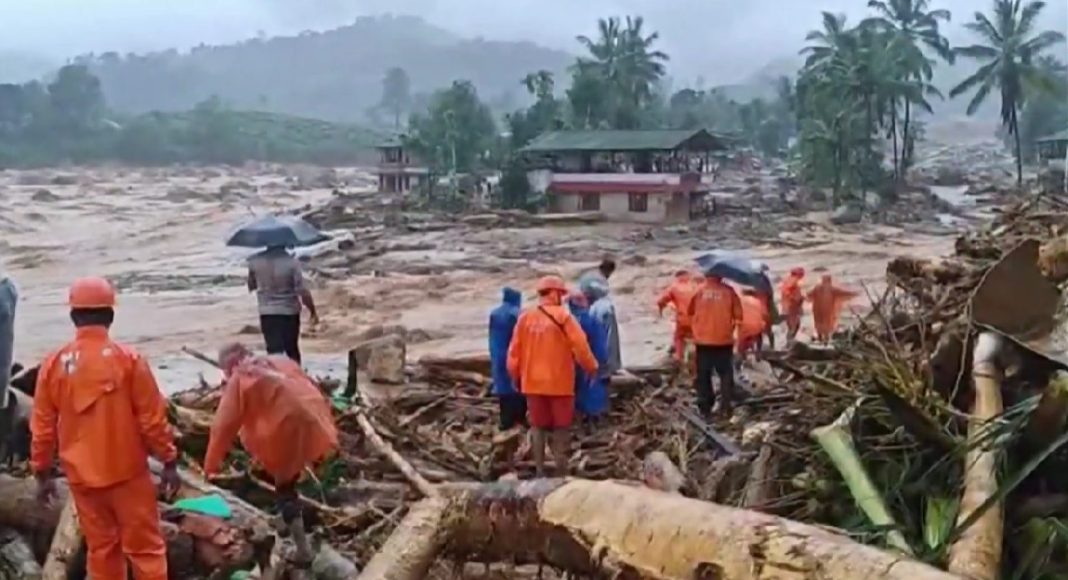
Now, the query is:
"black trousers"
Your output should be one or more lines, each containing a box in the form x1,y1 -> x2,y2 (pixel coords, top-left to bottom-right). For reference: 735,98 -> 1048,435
694,344 -> 736,413
260,314 -> 301,363
497,394 -> 528,430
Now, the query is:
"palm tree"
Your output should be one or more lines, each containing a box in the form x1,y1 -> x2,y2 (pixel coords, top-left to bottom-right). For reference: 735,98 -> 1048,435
951,0 -> 1066,186
864,0 -> 953,181
575,16 -> 668,128
801,12 -> 854,70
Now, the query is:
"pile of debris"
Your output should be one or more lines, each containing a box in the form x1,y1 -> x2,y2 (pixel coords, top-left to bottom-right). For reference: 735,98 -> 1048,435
11,193 -> 1068,578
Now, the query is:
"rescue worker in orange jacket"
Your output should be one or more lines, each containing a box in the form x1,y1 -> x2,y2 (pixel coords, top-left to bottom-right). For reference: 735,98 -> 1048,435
688,275 -> 742,416
779,267 -> 807,344
32,277 -> 179,580
807,274 -> 859,344
736,288 -> 769,361
507,276 -> 598,476
204,343 -> 338,564
657,270 -> 699,364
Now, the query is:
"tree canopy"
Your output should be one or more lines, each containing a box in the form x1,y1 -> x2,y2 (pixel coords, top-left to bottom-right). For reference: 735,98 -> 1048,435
950,0 -> 1066,185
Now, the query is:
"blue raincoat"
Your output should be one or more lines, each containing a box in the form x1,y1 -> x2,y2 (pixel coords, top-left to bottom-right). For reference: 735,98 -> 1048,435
581,276 -> 621,377
570,298 -> 609,417
488,287 -> 522,396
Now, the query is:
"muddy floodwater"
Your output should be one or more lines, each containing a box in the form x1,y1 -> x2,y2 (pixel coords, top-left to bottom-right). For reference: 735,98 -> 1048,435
1,165 -> 958,392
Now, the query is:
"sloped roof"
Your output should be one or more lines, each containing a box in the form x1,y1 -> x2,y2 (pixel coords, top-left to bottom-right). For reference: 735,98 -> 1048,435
521,129 -> 727,153
1037,129 -> 1068,143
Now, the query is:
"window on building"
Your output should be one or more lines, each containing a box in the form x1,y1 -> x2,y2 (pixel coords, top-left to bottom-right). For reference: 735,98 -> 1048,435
580,193 -> 601,211
629,192 -> 649,212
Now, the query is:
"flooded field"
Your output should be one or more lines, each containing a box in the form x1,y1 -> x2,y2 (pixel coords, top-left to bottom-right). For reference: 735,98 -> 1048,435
1,165 -> 960,391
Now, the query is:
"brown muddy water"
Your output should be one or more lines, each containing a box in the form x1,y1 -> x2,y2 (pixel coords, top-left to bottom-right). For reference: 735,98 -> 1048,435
1,166 -> 958,393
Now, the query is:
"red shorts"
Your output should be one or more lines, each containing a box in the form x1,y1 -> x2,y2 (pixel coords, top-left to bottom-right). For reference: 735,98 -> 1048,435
526,395 -> 575,430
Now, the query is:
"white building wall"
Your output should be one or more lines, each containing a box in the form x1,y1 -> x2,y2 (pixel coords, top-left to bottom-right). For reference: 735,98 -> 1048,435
555,192 -> 669,223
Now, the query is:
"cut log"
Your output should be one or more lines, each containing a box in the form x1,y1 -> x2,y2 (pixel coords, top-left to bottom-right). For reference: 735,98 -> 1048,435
0,529 -> 42,579
41,500 -> 82,580
948,332 -> 1003,580
363,479 -> 960,580
358,497 -> 450,580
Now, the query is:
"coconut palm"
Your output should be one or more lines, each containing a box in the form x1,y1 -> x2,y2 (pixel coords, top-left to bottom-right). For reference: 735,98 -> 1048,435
864,0 -> 953,181
950,0 -> 1066,186
574,16 -> 668,128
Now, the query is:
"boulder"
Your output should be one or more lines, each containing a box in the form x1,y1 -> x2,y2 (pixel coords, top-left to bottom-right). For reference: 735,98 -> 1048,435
349,334 -> 406,384
367,342 -> 406,384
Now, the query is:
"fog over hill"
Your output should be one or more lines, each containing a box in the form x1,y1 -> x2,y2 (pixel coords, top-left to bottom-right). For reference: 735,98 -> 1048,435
1,0 -> 1064,122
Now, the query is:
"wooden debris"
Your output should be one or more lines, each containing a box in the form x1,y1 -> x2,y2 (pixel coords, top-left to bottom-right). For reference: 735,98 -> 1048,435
355,411 -> 439,498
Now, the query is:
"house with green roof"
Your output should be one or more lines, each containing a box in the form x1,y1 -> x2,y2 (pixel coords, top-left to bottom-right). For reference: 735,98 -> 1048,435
520,129 -> 727,224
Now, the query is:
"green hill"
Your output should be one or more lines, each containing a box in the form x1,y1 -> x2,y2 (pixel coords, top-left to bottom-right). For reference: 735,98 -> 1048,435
82,14 -> 573,123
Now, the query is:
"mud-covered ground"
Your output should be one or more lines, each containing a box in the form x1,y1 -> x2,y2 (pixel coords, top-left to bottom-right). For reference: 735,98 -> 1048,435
2,163 -> 981,392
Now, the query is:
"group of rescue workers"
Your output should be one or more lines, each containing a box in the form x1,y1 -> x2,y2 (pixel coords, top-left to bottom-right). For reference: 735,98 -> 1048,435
0,242 -> 858,579
489,259 -> 858,477
20,275 -> 336,579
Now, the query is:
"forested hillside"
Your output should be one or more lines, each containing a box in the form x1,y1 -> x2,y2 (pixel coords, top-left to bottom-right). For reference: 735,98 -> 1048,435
78,15 -> 573,123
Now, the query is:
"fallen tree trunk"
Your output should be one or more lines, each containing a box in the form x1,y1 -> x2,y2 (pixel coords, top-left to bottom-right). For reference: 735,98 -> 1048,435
947,333 -> 1004,580
358,497 -> 450,580
362,479 -> 961,580
416,355 -> 490,376
41,500 -> 81,580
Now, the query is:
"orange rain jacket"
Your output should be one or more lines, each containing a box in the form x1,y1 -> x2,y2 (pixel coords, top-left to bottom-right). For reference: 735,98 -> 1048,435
204,356 -> 338,484
688,278 -> 743,347
739,292 -> 769,339
657,275 -> 699,328
31,326 -> 177,488
807,278 -> 859,338
507,296 -> 599,397
780,272 -> 806,328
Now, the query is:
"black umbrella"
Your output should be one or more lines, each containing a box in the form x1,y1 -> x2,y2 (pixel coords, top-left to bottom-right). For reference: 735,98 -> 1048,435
226,215 -> 329,249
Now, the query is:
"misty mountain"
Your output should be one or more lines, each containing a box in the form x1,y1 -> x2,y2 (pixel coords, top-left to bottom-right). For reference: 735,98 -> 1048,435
78,15 -> 573,123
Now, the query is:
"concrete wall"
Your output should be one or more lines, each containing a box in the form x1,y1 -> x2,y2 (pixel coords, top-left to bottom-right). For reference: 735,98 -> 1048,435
554,192 -> 672,224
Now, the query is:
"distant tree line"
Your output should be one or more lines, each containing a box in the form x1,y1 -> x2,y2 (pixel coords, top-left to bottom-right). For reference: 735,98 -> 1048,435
0,65 -> 378,168
401,0 -> 1065,211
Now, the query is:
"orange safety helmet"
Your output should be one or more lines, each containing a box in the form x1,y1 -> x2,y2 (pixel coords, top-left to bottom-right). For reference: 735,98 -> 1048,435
535,275 -> 567,294
69,277 -> 116,309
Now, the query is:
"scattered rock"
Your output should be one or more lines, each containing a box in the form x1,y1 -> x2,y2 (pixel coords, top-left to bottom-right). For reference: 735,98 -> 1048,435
31,189 -> 60,202
50,174 -> 78,186
238,324 -> 260,335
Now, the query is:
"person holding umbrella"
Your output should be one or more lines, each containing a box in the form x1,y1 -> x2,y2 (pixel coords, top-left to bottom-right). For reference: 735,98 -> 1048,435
229,216 -> 326,364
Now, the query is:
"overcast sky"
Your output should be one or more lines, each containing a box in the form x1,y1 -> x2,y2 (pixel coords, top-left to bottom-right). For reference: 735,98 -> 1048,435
1,0 -> 1065,84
